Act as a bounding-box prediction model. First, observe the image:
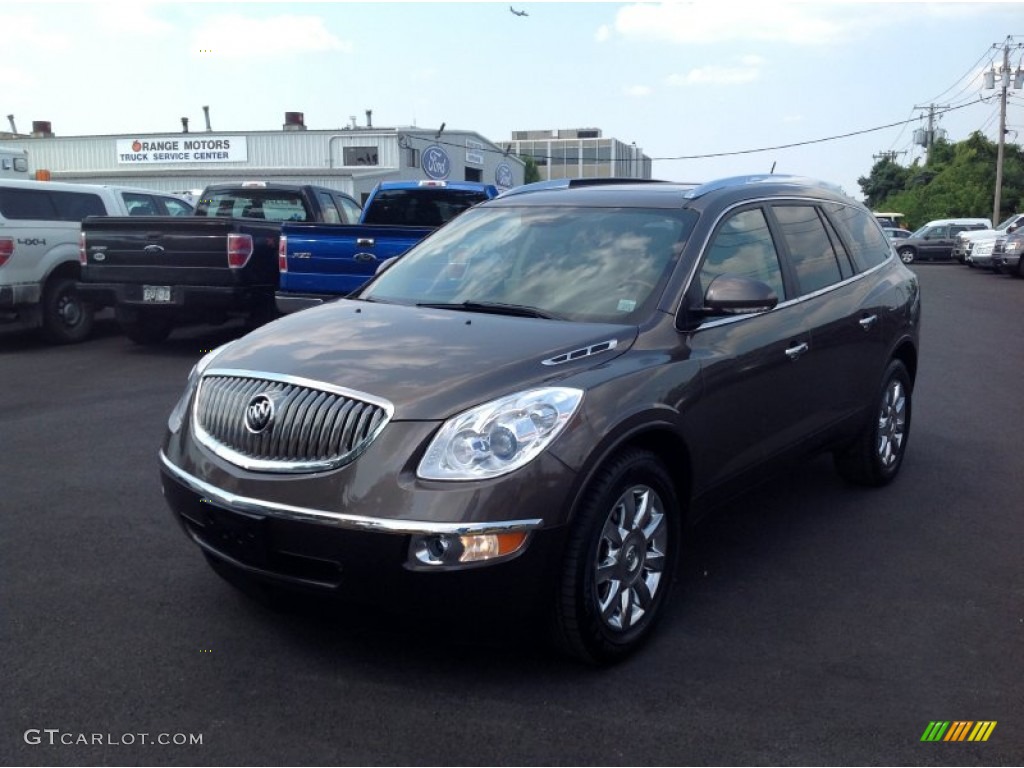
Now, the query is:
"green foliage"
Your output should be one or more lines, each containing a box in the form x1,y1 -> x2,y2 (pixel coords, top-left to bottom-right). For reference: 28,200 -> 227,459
521,155 -> 542,184
859,131 -> 1024,229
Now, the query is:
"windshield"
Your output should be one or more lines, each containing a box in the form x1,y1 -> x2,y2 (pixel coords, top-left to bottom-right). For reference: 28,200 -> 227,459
361,205 -> 696,324
995,216 -> 1018,231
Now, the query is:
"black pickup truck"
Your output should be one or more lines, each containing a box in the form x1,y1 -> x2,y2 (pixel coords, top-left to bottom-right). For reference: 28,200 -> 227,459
77,182 -> 362,344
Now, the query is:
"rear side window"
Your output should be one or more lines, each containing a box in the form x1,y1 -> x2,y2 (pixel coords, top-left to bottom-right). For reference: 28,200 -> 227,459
698,207 -> 786,301
827,203 -> 891,272
123,193 -> 160,216
50,191 -> 106,220
0,188 -> 103,221
0,188 -> 59,220
161,197 -> 193,216
771,204 -> 844,294
316,191 -> 342,224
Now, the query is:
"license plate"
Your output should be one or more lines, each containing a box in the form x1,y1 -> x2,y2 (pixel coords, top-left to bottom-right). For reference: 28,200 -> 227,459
142,285 -> 171,302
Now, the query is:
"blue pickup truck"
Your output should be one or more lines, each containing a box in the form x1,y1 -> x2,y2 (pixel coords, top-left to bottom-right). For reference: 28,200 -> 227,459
275,179 -> 498,313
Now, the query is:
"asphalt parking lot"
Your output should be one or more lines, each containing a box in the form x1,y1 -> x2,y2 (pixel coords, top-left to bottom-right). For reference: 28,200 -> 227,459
2,265 -> 1022,767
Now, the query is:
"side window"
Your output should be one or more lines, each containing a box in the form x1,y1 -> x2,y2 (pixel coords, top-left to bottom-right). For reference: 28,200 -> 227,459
771,205 -> 843,294
50,191 -> 106,221
0,188 -> 59,220
316,191 -> 342,224
928,225 -> 948,239
699,207 -> 786,301
337,196 -> 362,224
123,193 -> 159,216
161,197 -> 194,216
827,203 -> 891,273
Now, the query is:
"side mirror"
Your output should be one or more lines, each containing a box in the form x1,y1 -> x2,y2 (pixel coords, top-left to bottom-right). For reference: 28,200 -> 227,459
702,274 -> 778,315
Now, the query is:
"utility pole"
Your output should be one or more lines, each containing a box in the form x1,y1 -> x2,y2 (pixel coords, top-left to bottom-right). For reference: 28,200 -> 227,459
911,104 -> 948,162
984,37 -> 1024,226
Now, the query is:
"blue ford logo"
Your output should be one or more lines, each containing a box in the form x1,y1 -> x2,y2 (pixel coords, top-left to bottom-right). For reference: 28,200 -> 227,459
422,145 -> 451,180
244,394 -> 275,434
496,163 -> 514,188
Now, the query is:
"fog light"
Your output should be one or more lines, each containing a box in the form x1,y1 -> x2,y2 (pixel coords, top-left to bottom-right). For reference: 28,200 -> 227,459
458,532 -> 528,563
409,531 -> 529,568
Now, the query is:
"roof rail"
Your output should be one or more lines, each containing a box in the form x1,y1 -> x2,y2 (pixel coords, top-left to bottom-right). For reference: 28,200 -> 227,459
498,177 -> 671,198
683,174 -> 847,200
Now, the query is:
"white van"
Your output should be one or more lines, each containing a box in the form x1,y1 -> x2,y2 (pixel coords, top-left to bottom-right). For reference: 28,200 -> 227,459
0,179 -> 193,342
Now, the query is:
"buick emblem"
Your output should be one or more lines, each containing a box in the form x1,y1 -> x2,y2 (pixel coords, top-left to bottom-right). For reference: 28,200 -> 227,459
244,394 -> 275,434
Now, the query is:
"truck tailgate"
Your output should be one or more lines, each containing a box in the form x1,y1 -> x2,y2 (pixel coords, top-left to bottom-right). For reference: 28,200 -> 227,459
80,216 -> 280,286
280,223 -> 434,294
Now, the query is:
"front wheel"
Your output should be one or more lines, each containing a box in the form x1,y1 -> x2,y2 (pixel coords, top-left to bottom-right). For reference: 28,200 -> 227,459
834,359 -> 912,487
40,276 -> 95,344
553,448 -> 680,665
897,247 -> 915,264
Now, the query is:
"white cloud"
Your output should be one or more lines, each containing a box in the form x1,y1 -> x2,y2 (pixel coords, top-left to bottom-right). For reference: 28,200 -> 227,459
667,55 -> 764,86
611,2 -> 845,45
595,24 -> 612,43
191,15 -> 351,59
90,2 -> 174,37
625,84 -> 653,97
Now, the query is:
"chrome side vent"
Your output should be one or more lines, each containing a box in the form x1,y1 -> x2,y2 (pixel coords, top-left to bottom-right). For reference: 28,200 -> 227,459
542,339 -> 619,366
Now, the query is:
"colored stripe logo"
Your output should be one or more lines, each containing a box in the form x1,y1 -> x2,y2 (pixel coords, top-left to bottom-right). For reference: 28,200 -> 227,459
921,721 -> 997,742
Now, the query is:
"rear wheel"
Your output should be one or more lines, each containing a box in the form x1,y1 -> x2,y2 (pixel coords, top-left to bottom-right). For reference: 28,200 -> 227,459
40,276 -> 95,344
553,448 -> 680,665
834,359 -> 912,487
118,309 -> 173,345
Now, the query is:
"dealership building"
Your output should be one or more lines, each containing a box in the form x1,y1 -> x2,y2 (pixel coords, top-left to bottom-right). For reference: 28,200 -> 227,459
4,113 -> 526,202
4,116 -> 655,200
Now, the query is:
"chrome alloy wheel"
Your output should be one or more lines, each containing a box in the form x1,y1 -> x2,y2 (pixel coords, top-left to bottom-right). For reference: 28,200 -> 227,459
593,484 -> 668,632
876,378 -> 907,468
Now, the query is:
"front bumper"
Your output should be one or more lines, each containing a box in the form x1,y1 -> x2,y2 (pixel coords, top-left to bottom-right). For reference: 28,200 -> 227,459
992,252 -> 1021,272
159,446 -> 568,603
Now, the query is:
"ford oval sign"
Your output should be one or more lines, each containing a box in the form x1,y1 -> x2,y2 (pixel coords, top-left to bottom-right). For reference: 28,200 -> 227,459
422,145 -> 451,180
495,163 -> 514,189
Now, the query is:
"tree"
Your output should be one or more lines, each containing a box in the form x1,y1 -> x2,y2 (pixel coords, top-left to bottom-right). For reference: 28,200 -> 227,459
858,158 -> 910,210
520,155 -> 542,184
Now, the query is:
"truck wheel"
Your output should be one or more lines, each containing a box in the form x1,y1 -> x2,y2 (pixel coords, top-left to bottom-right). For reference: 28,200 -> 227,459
119,310 -> 173,345
552,448 -> 680,665
40,276 -> 95,344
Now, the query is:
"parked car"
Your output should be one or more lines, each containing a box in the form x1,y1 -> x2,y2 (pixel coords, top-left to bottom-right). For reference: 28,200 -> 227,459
952,213 -> 1024,262
159,175 -> 921,664
276,180 -> 499,314
894,218 -> 991,264
991,229 -> 1024,276
0,178 -> 193,343
78,181 -> 360,344
964,234 -> 1001,269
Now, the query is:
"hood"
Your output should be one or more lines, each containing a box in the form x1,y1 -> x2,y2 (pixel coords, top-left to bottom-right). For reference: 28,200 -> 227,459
207,299 -> 637,419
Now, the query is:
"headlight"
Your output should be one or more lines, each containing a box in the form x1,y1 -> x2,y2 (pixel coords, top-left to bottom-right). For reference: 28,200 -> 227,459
167,344 -> 230,433
418,387 -> 584,480
1007,241 -> 1022,253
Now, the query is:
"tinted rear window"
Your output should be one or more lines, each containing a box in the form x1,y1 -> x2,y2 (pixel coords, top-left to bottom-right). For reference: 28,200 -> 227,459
0,188 -> 104,221
362,189 -> 490,227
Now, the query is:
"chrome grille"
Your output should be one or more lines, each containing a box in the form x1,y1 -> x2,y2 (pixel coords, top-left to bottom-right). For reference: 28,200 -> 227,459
193,370 -> 393,473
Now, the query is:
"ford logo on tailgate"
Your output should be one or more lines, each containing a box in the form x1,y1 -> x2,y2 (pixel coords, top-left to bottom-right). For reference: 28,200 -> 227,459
244,394 -> 275,434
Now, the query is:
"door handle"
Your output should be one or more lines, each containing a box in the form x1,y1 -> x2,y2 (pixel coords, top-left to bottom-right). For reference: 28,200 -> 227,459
354,252 -> 378,263
356,237 -> 375,247
859,314 -> 878,331
785,341 -> 809,360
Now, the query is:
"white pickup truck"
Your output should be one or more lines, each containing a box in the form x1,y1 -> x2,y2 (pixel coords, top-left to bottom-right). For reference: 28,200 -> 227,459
0,179 -> 192,342
953,212 -> 1024,263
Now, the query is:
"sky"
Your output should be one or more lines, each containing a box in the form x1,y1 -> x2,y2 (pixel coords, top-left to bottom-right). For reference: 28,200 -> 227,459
2,0 -> 1023,200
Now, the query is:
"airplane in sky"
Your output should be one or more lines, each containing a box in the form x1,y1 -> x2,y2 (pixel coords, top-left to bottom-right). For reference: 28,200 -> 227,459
510,6 -> 528,17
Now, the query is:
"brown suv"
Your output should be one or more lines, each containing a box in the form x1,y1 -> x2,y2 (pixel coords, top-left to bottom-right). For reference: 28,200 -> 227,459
160,175 -> 921,664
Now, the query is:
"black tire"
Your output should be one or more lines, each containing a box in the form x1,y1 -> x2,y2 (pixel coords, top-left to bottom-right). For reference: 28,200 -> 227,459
553,448 -> 680,665
119,309 -> 173,345
834,359 -> 912,487
39,276 -> 95,344
897,247 -> 915,264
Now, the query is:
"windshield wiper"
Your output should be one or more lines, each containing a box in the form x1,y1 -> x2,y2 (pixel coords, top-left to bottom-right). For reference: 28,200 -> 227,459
416,301 -> 561,320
